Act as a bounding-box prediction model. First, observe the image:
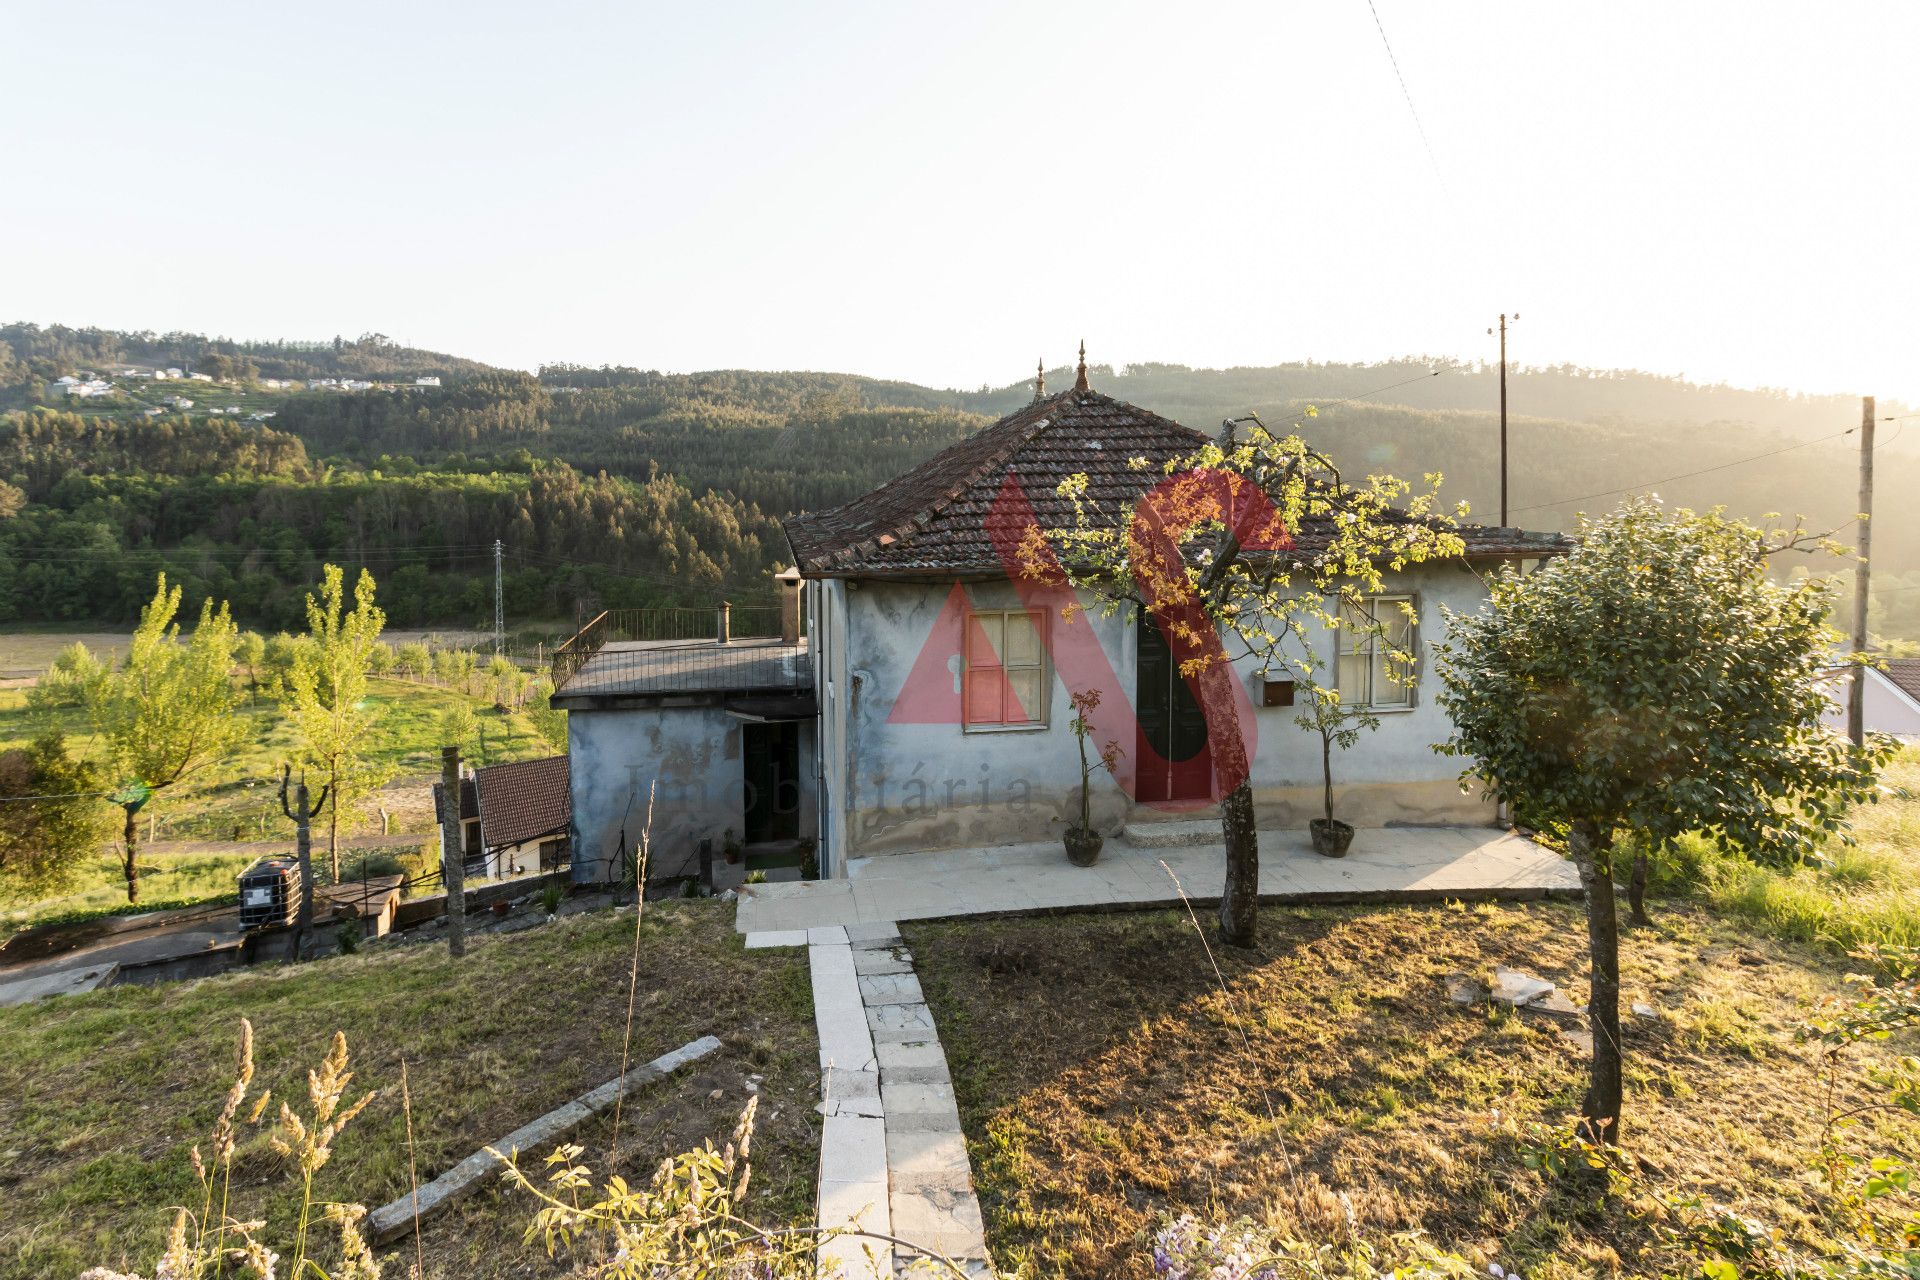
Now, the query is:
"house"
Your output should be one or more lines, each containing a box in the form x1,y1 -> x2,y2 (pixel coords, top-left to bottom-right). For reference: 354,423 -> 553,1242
189,371 -> 214,382
1822,658 -> 1920,740
163,396 -> 193,409
415,376 -> 441,387
164,367 -> 183,378
552,355 -> 1566,886
432,755 -> 573,879
552,596 -> 814,886
142,407 -> 165,418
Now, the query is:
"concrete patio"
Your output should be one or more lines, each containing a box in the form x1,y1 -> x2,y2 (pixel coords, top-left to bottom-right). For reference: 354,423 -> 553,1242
733,823 -> 1579,934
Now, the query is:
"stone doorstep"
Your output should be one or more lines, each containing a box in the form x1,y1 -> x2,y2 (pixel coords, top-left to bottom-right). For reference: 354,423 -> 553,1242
844,921 -> 904,945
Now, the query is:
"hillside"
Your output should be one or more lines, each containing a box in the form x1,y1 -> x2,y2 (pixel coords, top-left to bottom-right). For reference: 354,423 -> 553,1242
2,324 -> 1914,638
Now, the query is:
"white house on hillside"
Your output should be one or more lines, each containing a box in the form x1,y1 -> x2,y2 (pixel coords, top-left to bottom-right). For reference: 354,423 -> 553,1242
553,359 -> 1571,887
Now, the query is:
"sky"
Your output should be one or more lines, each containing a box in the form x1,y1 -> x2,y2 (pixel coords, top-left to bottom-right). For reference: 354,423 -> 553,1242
5,1 -> 1917,401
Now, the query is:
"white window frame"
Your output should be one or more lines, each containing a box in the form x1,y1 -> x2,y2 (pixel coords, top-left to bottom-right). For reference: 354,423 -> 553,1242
962,606 -> 1051,732
1338,594 -> 1419,712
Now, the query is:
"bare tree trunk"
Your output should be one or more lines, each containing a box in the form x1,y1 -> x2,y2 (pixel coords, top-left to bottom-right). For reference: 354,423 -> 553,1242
1321,728 -> 1335,825
1571,820 -> 1624,1147
1217,779 -> 1259,946
121,804 -> 141,904
328,785 -> 340,884
294,788 -> 315,960
1627,850 -> 1651,926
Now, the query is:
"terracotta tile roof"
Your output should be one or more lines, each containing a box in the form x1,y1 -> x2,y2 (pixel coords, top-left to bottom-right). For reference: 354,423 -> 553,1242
473,755 -> 571,850
783,386 -> 1570,576
1882,658 -> 1920,705
431,776 -> 479,825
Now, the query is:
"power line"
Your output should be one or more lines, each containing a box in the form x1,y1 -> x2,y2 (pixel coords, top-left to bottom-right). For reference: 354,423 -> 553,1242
1513,426 -> 1861,515
1307,367 -> 1445,414
1364,0 -> 1446,192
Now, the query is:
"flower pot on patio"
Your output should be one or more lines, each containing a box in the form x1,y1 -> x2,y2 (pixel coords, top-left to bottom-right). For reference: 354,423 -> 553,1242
1310,817 -> 1353,858
1063,826 -> 1103,867
490,899 -> 511,918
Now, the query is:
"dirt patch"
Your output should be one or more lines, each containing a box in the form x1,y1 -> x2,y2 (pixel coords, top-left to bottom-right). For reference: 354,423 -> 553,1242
907,900 -> 1920,1280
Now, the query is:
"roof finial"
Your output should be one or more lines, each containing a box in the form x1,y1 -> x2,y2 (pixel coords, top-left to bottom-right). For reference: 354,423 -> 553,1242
1033,357 -> 1045,402
1074,339 -> 1088,392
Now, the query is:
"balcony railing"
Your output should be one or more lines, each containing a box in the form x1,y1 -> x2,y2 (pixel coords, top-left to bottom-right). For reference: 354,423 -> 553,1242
551,604 -> 797,693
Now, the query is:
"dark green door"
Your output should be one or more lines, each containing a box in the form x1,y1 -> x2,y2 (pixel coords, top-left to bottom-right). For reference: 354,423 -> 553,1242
1135,610 -> 1213,803
743,721 -> 801,843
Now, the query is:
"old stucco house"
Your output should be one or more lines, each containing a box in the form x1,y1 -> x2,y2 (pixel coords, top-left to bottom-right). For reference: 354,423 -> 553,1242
553,357 -> 1566,885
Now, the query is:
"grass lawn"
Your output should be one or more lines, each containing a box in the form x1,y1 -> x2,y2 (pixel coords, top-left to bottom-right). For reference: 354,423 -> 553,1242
1665,746 -> 1920,953
0,901 -> 817,1280
909,900 -> 1920,1280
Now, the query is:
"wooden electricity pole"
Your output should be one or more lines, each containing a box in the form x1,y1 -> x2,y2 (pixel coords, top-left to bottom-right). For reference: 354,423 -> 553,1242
279,766 -> 328,960
440,745 -> 467,958
1848,395 -> 1876,747
1489,313 -> 1518,525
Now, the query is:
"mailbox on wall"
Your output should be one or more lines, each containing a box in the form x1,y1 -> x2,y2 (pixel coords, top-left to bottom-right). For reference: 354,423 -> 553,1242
1261,678 -> 1295,707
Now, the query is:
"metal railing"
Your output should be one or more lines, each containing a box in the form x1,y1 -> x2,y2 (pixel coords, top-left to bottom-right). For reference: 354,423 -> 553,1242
551,604 -> 795,692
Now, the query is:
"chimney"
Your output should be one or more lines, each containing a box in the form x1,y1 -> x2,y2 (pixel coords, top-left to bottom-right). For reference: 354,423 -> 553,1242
717,601 -> 732,646
776,566 -> 803,645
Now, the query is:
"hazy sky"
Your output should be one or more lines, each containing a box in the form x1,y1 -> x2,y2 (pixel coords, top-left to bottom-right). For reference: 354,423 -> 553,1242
6,2 -> 1916,400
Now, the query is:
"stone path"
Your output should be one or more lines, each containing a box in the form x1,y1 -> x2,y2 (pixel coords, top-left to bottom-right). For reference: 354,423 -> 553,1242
736,825 -> 1578,934
753,923 -> 992,1279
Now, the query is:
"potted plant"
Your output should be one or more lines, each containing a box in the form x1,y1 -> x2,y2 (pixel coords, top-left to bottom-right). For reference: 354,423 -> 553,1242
1297,682 -> 1374,857
1064,689 -> 1123,867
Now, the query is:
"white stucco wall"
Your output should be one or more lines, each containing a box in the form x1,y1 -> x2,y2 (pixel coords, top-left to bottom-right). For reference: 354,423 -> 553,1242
816,566 -> 1496,862
1820,668 -> 1920,740
567,704 -> 818,885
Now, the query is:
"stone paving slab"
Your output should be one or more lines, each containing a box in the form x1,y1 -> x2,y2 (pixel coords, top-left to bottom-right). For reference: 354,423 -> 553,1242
853,950 -> 916,977
366,1034 -> 720,1245
743,928 -> 808,949
737,826 -> 1577,933
858,973 -> 926,1006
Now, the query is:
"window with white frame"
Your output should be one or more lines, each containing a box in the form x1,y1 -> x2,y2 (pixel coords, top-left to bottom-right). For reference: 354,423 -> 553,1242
963,607 -> 1049,729
1338,594 -> 1418,709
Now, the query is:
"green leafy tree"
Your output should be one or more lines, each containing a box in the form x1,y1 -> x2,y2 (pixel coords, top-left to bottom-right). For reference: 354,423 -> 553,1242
1034,414 -> 1462,944
236,630 -> 266,703
27,640 -> 108,711
0,732 -> 105,903
285,565 -> 387,882
486,654 -> 518,709
1434,497 -> 1893,1145
527,675 -> 567,754
394,641 -> 432,681
440,702 -> 479,758
88,575 -> 244,902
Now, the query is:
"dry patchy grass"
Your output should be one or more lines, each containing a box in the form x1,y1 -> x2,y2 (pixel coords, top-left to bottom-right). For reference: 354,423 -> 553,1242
908,900 -> 1920,1280
0,901 -> 817,1279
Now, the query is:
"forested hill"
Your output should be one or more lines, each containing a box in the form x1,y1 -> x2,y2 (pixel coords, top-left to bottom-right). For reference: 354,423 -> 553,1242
0,324 -> 490,391
1,322 -> 1915,639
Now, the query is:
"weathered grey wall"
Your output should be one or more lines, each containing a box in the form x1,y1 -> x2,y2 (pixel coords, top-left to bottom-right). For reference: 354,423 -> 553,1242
828,566 -> 1496,859
568,705 -> 817,884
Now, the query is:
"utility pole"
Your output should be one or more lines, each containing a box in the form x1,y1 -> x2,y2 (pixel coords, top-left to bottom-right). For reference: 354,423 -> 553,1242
493,538 -> 505,656
279,765 -> 328,960
1847,395 -> 1876,748
440,745 -> 467,958
1488,313 -> 1519,525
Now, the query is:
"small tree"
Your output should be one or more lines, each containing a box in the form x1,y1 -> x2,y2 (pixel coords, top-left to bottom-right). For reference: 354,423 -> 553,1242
236,630 -> 267,704
89,575 -> 245,902
285,565 -> 387,882
1435,497 -> 1893,1145
27,641 -> 108,712
1035,414 -> 1462,944
527,675 -> 567,754
0,732 -> 105,903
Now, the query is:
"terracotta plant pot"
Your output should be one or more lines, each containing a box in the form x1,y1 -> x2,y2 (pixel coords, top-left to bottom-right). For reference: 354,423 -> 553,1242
1063,826 -> 1104,867
490,899 -> 511,918
1310,817 -> 1354,858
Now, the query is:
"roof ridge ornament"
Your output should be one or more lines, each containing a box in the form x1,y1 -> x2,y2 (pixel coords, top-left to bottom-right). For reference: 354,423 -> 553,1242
1074,340 -> 1089,392
1034,357 -> 1045,402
